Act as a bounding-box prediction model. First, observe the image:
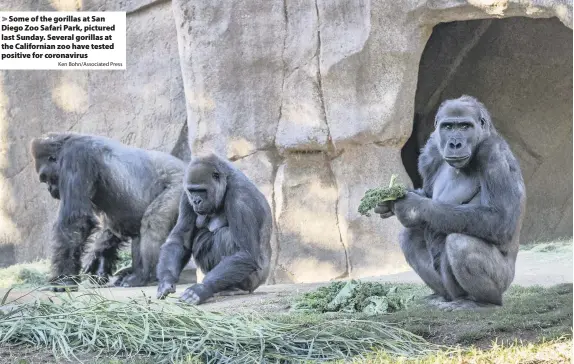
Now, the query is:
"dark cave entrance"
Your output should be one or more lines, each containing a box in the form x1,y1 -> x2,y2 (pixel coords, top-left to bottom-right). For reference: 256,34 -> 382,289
402,16 -> 573,243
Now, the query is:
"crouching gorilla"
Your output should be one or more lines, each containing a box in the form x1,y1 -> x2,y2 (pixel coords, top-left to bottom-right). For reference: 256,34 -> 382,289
376,95 -> 526,310
156,153 -> 272,305
30,132 -> 185,291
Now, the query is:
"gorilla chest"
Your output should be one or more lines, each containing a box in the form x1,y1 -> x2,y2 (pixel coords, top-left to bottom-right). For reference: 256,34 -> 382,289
195,213 -> 228,232
432,164 -> 480,204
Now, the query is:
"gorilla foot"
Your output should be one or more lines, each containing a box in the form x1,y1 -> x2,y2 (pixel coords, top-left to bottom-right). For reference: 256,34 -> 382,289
213,288 -> 250,297
180,283 -> 214,305
156,281 -> 176,299
434,299 -> 500,312
421,293 -> 448,306
46,276 -> 79,292
112,267 -> 133,287
85,274 -> 109,286
119,273 -> 150,288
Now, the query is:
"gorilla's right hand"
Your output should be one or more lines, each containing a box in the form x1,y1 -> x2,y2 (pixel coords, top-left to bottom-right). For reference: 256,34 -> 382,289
156,280 -> 176,299
374,201 -> 395,219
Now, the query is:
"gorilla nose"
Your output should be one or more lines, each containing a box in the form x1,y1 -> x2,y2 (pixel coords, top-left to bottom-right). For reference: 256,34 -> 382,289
448,141 -> 463,149
39,172 -> 47,183
192,196 -> 202,205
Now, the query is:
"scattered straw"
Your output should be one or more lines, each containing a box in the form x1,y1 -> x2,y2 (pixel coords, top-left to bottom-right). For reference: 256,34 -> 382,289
0,291 -> 437,363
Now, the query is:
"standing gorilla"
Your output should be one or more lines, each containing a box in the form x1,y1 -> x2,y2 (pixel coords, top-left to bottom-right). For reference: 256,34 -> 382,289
376,95 -> 526,310
30,132 -> 185,291
156,153 -> 272,305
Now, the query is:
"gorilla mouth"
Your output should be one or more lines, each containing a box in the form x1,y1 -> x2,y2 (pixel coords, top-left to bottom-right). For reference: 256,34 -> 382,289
445,155 -> 470,162
445,155 -> 471,167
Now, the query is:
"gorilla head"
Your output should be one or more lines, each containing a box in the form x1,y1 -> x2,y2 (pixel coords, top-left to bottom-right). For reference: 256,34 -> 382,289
433,95 -> 494,169
184,154 -> 228,216
30,133 -> 70,200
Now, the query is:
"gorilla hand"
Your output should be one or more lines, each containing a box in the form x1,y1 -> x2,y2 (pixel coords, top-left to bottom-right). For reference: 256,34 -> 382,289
374,201 -> 395,219
156,280 -> 176,299
392,191 -> 428,228
180,283 -> 214,305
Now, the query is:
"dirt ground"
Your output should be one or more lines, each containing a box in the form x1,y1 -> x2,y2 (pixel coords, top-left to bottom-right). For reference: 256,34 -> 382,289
2,243 -> 572,314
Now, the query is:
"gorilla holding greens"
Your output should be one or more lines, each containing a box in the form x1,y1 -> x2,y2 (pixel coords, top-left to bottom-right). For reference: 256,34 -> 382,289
156,153 -> 272,305
376,95 -> 526,310
30,132 -> 185,291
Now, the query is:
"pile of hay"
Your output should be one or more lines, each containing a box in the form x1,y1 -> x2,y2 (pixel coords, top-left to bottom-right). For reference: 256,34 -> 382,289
0,291 -> 436,363
291,280 -> 416,315
358,174 -> 407,217
0,260 -> 50,289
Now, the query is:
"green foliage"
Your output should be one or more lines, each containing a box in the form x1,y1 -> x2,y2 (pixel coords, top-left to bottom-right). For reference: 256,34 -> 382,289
358,174 -> 407,217
291,280 -> 416,315
0,260 -> 50,289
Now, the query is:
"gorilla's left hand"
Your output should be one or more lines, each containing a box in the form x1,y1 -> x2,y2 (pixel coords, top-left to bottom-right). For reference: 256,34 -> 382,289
392,191 -> 429,228
180,283 -> 214,305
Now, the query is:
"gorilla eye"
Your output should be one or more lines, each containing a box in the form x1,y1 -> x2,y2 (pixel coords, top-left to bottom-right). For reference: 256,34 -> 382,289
460,125 -> 468,130
212,172 -> 220,181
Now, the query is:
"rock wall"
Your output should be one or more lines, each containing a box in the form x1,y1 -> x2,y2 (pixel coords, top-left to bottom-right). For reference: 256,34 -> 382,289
0,0 -> 571,283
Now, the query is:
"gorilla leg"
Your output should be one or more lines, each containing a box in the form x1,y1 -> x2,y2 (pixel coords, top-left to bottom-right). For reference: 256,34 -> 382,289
82,229 -> 123,284
181,227 -> 259,305
399,228 -> 448,298
121,185 -> 181,287
444,233 -> 514,307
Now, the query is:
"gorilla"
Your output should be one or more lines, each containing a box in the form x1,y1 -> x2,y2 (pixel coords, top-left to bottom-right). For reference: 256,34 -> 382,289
376,95 -> 526,310
156,153 -> 272,305
30,132 -> 185,291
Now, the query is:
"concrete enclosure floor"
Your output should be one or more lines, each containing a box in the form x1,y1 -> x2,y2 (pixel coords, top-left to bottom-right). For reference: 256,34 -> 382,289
1,245 -> 571,315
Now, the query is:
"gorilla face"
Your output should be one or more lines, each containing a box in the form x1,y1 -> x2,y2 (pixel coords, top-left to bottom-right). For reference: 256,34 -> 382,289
31,140 -> 61,200
185,161 -> 227,216
434,99 -> 486,169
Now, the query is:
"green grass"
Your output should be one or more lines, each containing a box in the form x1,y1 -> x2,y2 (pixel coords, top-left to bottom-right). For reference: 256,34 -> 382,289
331,283 -> 573,348
340,337 -> 572,363
0,260 -> 50,289
520,237 -> 573,253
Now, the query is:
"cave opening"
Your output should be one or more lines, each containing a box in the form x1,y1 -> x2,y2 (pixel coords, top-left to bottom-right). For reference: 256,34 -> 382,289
402,16 -> 573,243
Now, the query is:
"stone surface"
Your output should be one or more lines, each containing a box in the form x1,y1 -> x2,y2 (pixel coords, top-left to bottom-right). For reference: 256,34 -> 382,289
275,0 -> 329,153
173,0 -> 285,159
331,145 -> 412,278
272,153 -> 347,283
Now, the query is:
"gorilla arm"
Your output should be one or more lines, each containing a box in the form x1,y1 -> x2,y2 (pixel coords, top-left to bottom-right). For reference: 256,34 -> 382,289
197,186 -> 261,294
393,137 -> 524,245
156,191 -> 195,299
51,147 -> 99,287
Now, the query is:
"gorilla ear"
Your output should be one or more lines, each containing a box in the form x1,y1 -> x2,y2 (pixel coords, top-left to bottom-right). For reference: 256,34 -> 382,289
480,117 -> 486,127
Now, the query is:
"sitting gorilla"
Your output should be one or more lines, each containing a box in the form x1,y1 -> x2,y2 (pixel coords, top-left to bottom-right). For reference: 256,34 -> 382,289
30,132 -> 185,291
156,153 -> 272,305
376,95 -> 526,310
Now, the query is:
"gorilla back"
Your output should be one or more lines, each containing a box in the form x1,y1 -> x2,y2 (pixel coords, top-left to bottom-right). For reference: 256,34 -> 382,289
30,132 -> 185,290
375,95 -> 526,310
156,153 -> 272,305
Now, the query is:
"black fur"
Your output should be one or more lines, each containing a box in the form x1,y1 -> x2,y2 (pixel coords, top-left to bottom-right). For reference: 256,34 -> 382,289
156,153 -> 272,305
30,132 -> 185,291
375,95 -> 526,309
